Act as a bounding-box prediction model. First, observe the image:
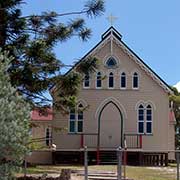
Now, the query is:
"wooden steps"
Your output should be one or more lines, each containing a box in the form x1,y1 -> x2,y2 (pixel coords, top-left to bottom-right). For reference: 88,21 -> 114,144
75,170 -> 133,180
99,151 -> 117,164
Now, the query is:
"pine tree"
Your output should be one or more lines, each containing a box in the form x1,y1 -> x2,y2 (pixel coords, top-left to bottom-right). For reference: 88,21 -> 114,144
0,0 -> 105,107
0,50 -> 30,179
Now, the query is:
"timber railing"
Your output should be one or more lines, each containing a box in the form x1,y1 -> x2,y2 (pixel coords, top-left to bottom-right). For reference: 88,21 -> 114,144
80,133 -> 98,148
124,134 -> 142,149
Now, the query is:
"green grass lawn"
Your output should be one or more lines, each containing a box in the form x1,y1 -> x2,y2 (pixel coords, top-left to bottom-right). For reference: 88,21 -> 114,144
18,165 -> 177,180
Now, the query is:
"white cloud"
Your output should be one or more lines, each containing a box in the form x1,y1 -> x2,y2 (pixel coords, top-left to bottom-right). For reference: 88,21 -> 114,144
174,82 -> 180,92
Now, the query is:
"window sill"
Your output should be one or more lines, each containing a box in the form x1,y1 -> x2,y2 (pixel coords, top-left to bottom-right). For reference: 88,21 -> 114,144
132,87 -> 139,90
145,133 -> 153,136
68,132 -> 83,135
96,87 -> 102,89
137,133 -> 153,136
120,87 -> 127,90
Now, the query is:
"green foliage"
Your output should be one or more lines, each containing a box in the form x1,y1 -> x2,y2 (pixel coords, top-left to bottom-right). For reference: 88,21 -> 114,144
0,0 -> 105,106
0,50 -> 30,179
169,87 -> 180,148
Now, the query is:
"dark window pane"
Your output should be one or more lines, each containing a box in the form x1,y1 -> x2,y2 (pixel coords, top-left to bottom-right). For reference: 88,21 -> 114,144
70,121 -> 76,133
46,129 -> 50,137
106,57 -> 117,67
109,77 -> 114,87
78,112 -> 83,120
84,80 -> 89,87
97,79 -> 101,87
84,74 -> 90,87
46,139 -> 50,146
139,105 -> 144,109
121,75 -> 126,88
109,73 -> 114,88
78,104 -> 83,108
70,114 -> 75,120
78,121 -> 83,132
147,109 -> 152,115
147,105 -> 151,108
96,72 -> 102,87
96,76 -> 101,87
147,115 -> 152,121
46,129 -> 50,146
138,115 -> 144,121
138,122 -> 144,133
133,73 -> 138,88
147,109 -> 152,121
146,122 -> 152,133
138,109 -> 144,115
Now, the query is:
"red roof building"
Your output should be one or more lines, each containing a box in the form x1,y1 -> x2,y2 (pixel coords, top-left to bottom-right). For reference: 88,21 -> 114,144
31,108 -> 53,121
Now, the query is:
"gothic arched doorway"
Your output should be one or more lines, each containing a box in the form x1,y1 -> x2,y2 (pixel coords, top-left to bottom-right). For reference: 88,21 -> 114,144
97,101 -> 123,148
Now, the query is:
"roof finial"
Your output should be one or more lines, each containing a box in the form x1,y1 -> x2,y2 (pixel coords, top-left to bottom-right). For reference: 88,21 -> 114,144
106,13 -> 118,26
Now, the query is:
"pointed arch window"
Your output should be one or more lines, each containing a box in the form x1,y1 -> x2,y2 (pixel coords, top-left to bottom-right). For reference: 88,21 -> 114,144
120,72 -> 126,88
138,105 -> 144,134
69,104 -> 83,133
109,72 -> 114,88
146,105 -> 152,134
96,72 -> 102,88
69,108 -> 76,133
137,104 -> 153,134
84,73 -> 90,88
133,72 -> 139,89
77,104 -> 83,133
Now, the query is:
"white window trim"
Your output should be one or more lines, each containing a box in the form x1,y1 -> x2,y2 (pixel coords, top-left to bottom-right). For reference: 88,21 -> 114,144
137,104 -> 153,135
132,72 -> 139,90
137,105 -> 145,135
68,107 -> 84,134
103,54 -> 120,68
83,74 -> 90,89
146,105 -> 153,135
68,110 -> 76,133
96,72 -> 102,89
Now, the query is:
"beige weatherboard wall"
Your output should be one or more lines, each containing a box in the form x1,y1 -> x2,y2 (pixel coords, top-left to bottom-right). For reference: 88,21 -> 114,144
52,27 -> 175,154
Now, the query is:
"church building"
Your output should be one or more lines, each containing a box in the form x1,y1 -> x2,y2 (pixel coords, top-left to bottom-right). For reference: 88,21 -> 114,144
50,26 -> 175,165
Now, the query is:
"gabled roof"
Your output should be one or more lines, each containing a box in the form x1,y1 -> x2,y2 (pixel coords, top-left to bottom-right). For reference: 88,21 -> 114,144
51,26 -> 173,94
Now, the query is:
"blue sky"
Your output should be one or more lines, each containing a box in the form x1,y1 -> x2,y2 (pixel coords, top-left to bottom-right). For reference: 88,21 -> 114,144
22,0 -> 180,86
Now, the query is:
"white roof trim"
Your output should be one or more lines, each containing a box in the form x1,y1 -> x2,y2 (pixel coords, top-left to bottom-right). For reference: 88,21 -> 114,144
51,27 -> 173,95
112,36 -> 173,94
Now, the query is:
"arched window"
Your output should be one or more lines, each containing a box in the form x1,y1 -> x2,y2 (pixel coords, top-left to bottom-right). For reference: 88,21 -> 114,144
138,105 -> 144,134
106,57 -> 117,68
109,72 -> 114,88
46,128 -> 51,146
69,105 -> 83,133
84,73 -> 90,88
133,72 -> 139,89
69,108 -> 76,133
146,105 -> 152,134
96,72 -> 102,88
120,72 -> 126,88
137,104 -> 153,134
77,104 -> 83,133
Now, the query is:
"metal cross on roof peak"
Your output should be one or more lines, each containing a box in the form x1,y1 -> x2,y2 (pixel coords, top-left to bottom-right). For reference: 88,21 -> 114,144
106,14 -> 118,26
